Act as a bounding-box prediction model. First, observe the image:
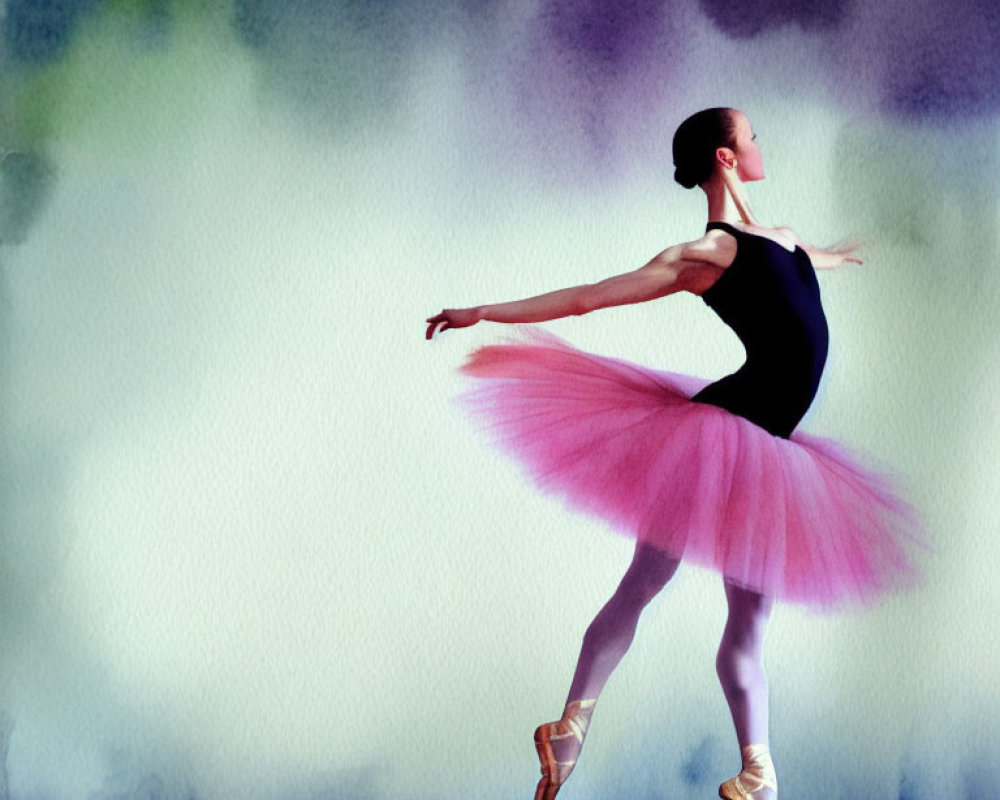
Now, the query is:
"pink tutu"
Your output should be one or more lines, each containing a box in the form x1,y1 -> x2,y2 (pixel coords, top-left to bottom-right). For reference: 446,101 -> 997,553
458,327 -> 924,609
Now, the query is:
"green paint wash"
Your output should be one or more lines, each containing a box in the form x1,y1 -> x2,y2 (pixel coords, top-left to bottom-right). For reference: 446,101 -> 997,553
14,1 -> 254,154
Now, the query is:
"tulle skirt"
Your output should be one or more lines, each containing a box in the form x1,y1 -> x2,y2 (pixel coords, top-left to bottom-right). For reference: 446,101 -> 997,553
458,327 -> 924,609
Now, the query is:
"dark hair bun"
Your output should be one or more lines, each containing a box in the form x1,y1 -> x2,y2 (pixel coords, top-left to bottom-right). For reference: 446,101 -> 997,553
673,166 -> 699,190
672,108 -> 737,190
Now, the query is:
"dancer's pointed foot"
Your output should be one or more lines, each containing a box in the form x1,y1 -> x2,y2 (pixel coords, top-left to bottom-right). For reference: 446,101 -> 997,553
719,744 -> 777,800
533,699 -> 596,800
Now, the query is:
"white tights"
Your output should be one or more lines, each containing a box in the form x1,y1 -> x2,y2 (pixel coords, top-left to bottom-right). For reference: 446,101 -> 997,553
565,542 -> 773,750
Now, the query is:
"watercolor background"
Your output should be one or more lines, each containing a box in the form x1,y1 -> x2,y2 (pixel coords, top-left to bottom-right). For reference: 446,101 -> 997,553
0,1 -> 997,798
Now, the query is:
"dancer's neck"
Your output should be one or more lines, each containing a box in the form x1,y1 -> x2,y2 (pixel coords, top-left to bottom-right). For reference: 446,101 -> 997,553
703,171 -> 759,226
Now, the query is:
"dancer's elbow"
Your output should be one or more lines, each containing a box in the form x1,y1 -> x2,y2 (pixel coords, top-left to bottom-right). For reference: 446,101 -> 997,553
570,285 -> 598,316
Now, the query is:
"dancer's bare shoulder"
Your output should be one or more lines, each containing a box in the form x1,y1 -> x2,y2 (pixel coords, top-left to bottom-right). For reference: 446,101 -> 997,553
667,230 -> 737,296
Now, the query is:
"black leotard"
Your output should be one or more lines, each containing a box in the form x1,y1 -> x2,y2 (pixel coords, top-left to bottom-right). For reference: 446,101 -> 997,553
691,221 -> 829,438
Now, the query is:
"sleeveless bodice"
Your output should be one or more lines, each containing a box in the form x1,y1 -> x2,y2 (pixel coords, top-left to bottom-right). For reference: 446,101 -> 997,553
691,221 -> 829,438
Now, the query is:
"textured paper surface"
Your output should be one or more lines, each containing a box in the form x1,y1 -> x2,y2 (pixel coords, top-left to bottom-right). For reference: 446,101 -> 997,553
0,2 -> 997,798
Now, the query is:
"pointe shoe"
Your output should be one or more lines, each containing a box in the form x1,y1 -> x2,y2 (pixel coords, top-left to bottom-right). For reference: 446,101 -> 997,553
718,744 -> 777,800
533,699 -> 596,800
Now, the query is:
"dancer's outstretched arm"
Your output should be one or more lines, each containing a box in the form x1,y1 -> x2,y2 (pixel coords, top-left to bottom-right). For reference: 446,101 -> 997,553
425,236 -> 731,339
780,227 -> 863,270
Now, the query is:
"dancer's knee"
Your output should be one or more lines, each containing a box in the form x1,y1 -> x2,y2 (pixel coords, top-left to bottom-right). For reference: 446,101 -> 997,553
717,607 -> 769,689
715,645 -> 765,696
618,544 -> 679,605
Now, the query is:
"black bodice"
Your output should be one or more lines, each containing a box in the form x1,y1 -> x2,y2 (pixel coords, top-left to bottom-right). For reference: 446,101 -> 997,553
691,221 -> 829,438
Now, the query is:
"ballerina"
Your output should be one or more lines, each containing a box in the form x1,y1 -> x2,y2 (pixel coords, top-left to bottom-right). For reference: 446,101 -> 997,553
426,108 -> 920,800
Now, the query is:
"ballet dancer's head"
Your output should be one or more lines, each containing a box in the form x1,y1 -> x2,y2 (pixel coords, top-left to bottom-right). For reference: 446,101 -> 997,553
672,108 -> 763,189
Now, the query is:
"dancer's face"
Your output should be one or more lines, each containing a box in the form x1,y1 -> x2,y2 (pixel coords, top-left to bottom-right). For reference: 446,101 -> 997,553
730,111 -> 764,182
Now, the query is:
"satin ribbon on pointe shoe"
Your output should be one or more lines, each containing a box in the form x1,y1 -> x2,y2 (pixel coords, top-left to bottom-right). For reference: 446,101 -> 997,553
719,744 -> 777,800
533,699 -> 596,800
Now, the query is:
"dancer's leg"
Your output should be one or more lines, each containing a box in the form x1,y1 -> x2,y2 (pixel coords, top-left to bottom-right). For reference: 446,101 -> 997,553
716,581 -> 777,800
534,542 -> 679,800
716,581 -> 773,746
566,541 -> 681,703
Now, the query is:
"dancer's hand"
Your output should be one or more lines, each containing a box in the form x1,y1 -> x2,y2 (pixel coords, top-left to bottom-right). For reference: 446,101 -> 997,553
806,240 -> 863,270
426,307 -> 480,339
827,239 -> 863,264
783,228 -> 863,270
